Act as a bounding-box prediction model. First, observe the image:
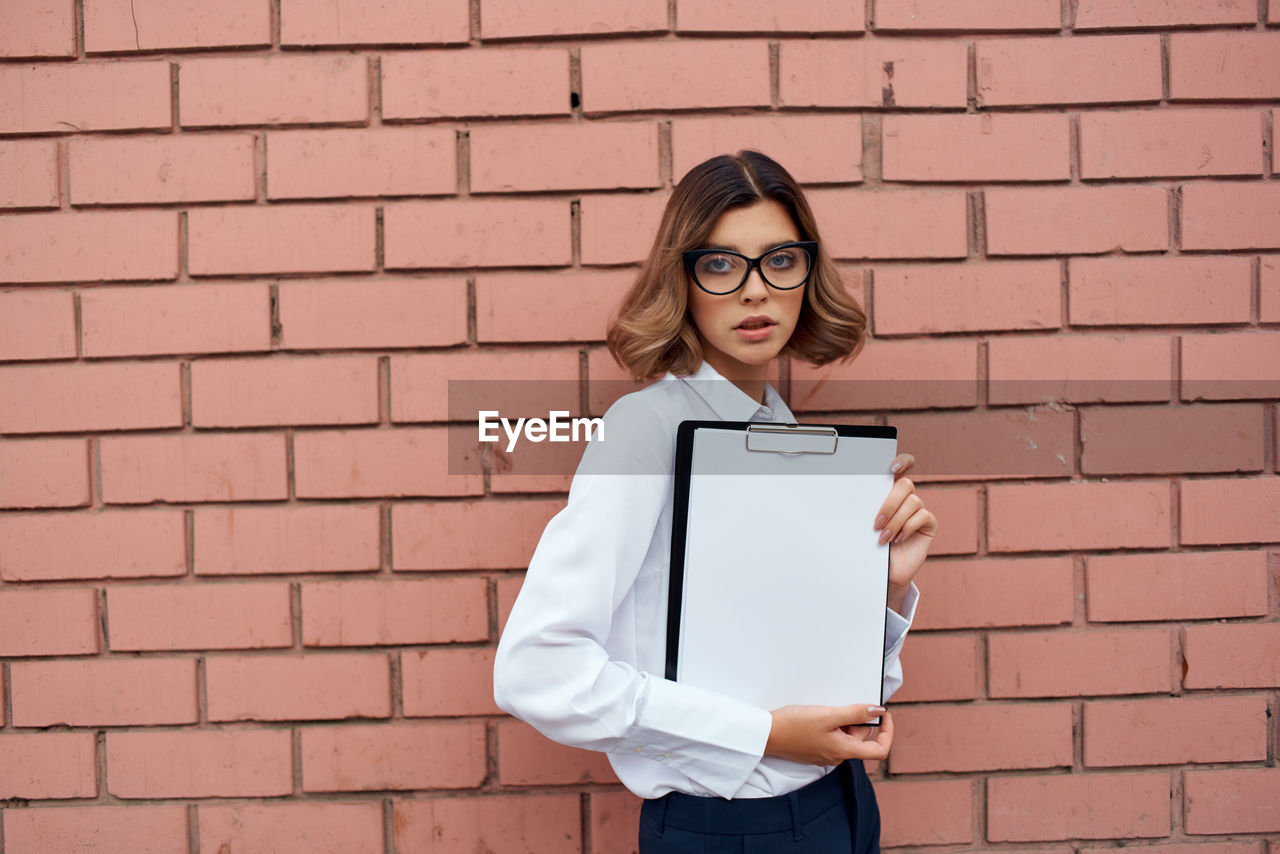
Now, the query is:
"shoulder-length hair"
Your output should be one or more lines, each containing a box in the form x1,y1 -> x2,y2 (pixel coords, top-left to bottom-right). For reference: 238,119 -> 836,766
605,150 -> 867,381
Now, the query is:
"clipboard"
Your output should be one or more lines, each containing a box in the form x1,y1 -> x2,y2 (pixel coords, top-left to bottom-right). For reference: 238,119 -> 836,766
665,420 -> 898,721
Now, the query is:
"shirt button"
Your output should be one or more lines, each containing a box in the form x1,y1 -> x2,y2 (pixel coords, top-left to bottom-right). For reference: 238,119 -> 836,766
634,746 -> 644,753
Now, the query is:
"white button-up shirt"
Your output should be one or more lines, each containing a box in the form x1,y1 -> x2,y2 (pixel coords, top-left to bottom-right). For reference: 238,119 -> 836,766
493,359 -> 919,800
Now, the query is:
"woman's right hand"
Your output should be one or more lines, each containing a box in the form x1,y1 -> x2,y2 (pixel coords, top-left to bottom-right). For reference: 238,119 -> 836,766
764,704 -> 893,766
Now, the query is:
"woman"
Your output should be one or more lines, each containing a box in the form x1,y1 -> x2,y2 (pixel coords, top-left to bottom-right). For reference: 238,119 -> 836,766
494,150 -> 936,852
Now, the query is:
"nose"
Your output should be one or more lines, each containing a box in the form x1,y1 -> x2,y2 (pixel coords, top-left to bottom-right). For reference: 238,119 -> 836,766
739,266 -> 770,302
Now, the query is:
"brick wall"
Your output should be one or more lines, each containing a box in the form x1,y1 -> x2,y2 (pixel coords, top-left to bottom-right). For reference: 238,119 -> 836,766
1,0 -> 1279,851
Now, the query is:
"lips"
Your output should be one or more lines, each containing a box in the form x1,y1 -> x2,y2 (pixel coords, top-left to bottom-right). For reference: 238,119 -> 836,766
735,315 -> 776,330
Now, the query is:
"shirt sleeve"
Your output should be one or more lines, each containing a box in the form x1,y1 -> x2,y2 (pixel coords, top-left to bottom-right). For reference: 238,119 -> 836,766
493,393 -> 773,799
881,582 -> 920,703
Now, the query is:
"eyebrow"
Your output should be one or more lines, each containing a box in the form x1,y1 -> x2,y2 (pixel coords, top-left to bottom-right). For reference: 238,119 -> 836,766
698,239 -> 800,254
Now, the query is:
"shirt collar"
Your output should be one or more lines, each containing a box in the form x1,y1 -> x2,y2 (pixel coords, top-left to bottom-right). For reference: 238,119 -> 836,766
670,359 -> 792,423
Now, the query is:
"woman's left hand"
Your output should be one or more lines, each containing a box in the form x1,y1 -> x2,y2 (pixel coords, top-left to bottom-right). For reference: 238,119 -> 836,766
873,452 -> 936,614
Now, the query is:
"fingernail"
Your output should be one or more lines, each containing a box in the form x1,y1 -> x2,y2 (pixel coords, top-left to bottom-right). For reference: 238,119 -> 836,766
868,705 -> 886,715
874,513 -> 887,530
890,461 -> 902,473
892,530 -> 904,544
878,529 -> 891,545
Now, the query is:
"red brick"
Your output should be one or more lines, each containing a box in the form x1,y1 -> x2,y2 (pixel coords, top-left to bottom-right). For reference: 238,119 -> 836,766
1081,403 -> 1264,475
579,193 -> 668,265
86,0 -> 270,51
107,582 -> 292,651
988,185 -> 1168,255
10,658 -> 196,727
988,772 -> 1170,841
107,729 -> 292,798
1086,550 -> 1269,622
281,0 -> 468,45
1171,32 -> 1280,100
0,284 -> 72,361
294,427 -> 482,498
402,648 -> 501,717
180,55 -> 368,127
874,260 -> 1060,336
988,334 -> 1172,405
884,113 -> 1069,182
1184,622 -> 1280,689
393,498 -> 563,570
279,277 -> 468,350
877,779 -> 973,846
188,204 -> 376,276
581,40 -> 770,114
589,793 -> 642,854
194,504 -> 381,576
0,209 -> 177,283
382,48 -> 569,120
497,719 -> 618,785
302,721 -> 485,791
1182,182 -> 1280,251
1080,108 -> 1263,179
780,40 -> 968,108
3,805 -> 188,854
81,282 -> 270,358
1183,332 -> 1280,401
976,35 -> 1162,106
878,0 -> 1058,30
679,0 -> 862,30
1070,255 -> 1252,326
791,337 -> 977,411
0,510 -> 185,581
894,408 -> 1073,482
395,794 -> 581,854
191,355 -> 378,427
892,633 -> 979,702
891,703 -> 1072,773
472,122 -> 658,193
0,587 -> 99,656
0,733 -> 97,799
100,432 -> 286,504
207,653 -> 390,722
267,126 -> 456,199
585,346 -> 663,415
384,198 -> 571,268
0,361 -> 182,434
911,557 -> 1074,630
0,0 -> 75,58
389,348 -> 580,422
991,479 -> 1169,551
1184,767 -> 1280,834
69,134 -> 256,205
1262,257 -> 1280,322
989,628 -> 1174,697
0,139 -> 59,208
673,115 -> 863,185
200,802 -> 382,854
0,61 -> 170,134
0,438 -> 90,509
476,269 -> 632,343
813,187 -> 968,259
301,577 -> 489,646
913,485 -> 979,556
1084,695 -> 1267,767
1078,0 -> 1254,28
1081,845 -> 1261,854
1181,477 -> 1280,545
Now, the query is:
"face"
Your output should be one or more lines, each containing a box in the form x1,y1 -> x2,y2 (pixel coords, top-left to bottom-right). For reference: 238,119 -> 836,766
686,199 -> 807,382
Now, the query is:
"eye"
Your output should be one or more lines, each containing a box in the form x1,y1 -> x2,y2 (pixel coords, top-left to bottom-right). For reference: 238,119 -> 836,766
766,250 -> 798,269
696,254 -> 739,275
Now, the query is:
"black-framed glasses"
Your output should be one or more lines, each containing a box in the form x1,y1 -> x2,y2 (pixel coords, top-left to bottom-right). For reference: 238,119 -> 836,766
683,241 -> 818,295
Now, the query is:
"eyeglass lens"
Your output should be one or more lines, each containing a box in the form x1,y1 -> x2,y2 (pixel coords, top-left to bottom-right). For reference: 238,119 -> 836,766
691,246 -> 812,293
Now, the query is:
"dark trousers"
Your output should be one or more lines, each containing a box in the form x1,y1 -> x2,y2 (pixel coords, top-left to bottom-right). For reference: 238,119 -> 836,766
638,760 -> 880,853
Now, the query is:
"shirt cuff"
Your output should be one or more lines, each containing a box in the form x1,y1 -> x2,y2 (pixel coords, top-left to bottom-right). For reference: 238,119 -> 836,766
618,674 -> 773,799
885,581 -> 919,659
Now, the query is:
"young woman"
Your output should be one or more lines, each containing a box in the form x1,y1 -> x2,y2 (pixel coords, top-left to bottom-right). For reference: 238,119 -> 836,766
494,151 -> 936,852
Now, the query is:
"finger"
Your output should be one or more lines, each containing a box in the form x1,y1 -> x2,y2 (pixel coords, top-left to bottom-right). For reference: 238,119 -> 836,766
874,477 -> 915,530
831,703 -> 887,728
880,491 -> 923,544
889,453 -> 915,475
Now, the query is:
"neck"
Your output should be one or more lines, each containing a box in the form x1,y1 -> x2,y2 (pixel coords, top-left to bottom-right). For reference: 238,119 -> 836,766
703,353 -> 769,405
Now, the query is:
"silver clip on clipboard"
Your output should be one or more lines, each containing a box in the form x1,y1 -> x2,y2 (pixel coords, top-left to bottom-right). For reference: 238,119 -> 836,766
670,421 -> 897,715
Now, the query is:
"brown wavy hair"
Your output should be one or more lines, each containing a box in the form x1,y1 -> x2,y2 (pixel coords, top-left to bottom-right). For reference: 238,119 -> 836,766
605,150 -> 867,381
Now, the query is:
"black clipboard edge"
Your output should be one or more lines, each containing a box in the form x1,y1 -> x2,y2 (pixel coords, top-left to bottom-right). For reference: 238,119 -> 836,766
664,420 -> 898,725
